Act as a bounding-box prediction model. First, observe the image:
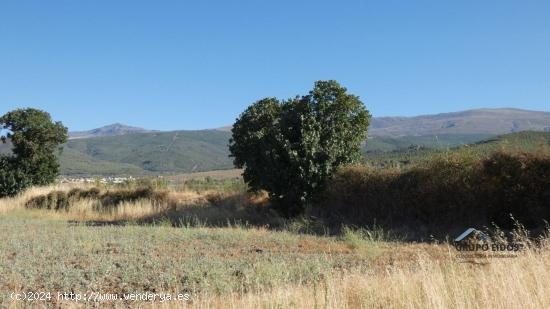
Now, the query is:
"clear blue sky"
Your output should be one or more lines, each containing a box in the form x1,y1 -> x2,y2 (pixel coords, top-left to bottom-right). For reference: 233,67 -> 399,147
1,0 -> 549,131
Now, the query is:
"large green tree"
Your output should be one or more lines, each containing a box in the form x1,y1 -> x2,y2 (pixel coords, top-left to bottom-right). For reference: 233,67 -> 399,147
229,81 -> 371,216
0,108 -> 68,197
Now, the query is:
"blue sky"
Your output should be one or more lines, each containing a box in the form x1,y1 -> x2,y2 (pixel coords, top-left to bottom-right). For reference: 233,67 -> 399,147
1,0 -> 549,131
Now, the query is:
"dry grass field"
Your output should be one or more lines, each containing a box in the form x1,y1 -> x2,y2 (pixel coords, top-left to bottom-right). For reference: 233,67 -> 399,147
1,184 -> 550,308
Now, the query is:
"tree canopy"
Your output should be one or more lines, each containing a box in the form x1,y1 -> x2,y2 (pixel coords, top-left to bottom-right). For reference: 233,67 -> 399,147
229,80 -> 371,216
0,108 -> 68,197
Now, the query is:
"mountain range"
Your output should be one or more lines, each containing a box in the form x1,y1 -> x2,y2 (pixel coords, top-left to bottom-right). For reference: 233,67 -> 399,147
2,108 -> 550,176
369,108 -> 550,137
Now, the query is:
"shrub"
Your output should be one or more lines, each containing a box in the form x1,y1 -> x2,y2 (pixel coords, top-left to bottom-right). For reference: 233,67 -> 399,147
482,152 -> 550,227
100,187 -> 167,206
25,187 -> 169,212
66,187 -> 101,201
26,191 -> 69,211
25,195 -> 48,210
319,150 -> 550,237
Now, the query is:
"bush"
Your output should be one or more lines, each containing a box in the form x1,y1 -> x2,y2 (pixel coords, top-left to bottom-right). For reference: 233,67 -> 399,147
319,151 -> 550,237
482,152 -> 550,227
26,191 -> 69,211
67,187 -> 101,200
25,187 -> 169,212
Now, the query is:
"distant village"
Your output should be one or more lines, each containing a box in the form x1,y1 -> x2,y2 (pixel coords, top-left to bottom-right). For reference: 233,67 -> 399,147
58,176 -> 136,184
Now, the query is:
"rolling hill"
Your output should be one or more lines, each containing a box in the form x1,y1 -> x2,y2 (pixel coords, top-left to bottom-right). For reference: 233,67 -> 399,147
363,133 -> 495,152
62,129 -> 233,175
2,108 -> 550,176
58,147 -> 150,176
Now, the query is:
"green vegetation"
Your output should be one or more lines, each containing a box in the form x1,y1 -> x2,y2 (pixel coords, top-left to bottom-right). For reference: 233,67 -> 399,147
0,107 -> 540,177
62,129 -> 232,175
0,108 -> 67,197
364,133 -> 494,152
11,121 -> 536,177
59,131 -> 482,177
364,131 -> 550,169
58,147 -> 150,176
230,80 -> 371,216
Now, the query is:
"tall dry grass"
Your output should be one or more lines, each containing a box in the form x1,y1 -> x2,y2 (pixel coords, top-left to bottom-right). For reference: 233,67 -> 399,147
0,184 -> 267,224
42,243 -> 549,308
0,184 -> 72,214
194,245 -> 550,308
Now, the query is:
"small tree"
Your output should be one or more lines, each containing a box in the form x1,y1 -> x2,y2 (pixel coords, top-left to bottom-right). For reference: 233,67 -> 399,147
0,108 -> 68,197
229,80 -> 371,216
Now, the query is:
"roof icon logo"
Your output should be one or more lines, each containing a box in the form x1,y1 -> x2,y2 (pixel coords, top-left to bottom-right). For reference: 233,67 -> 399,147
454,228 -> 489,242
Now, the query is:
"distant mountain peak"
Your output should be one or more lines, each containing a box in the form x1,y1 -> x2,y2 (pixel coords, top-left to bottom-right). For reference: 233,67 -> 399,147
107,122 -> 126,127
69,123 -> 152,139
